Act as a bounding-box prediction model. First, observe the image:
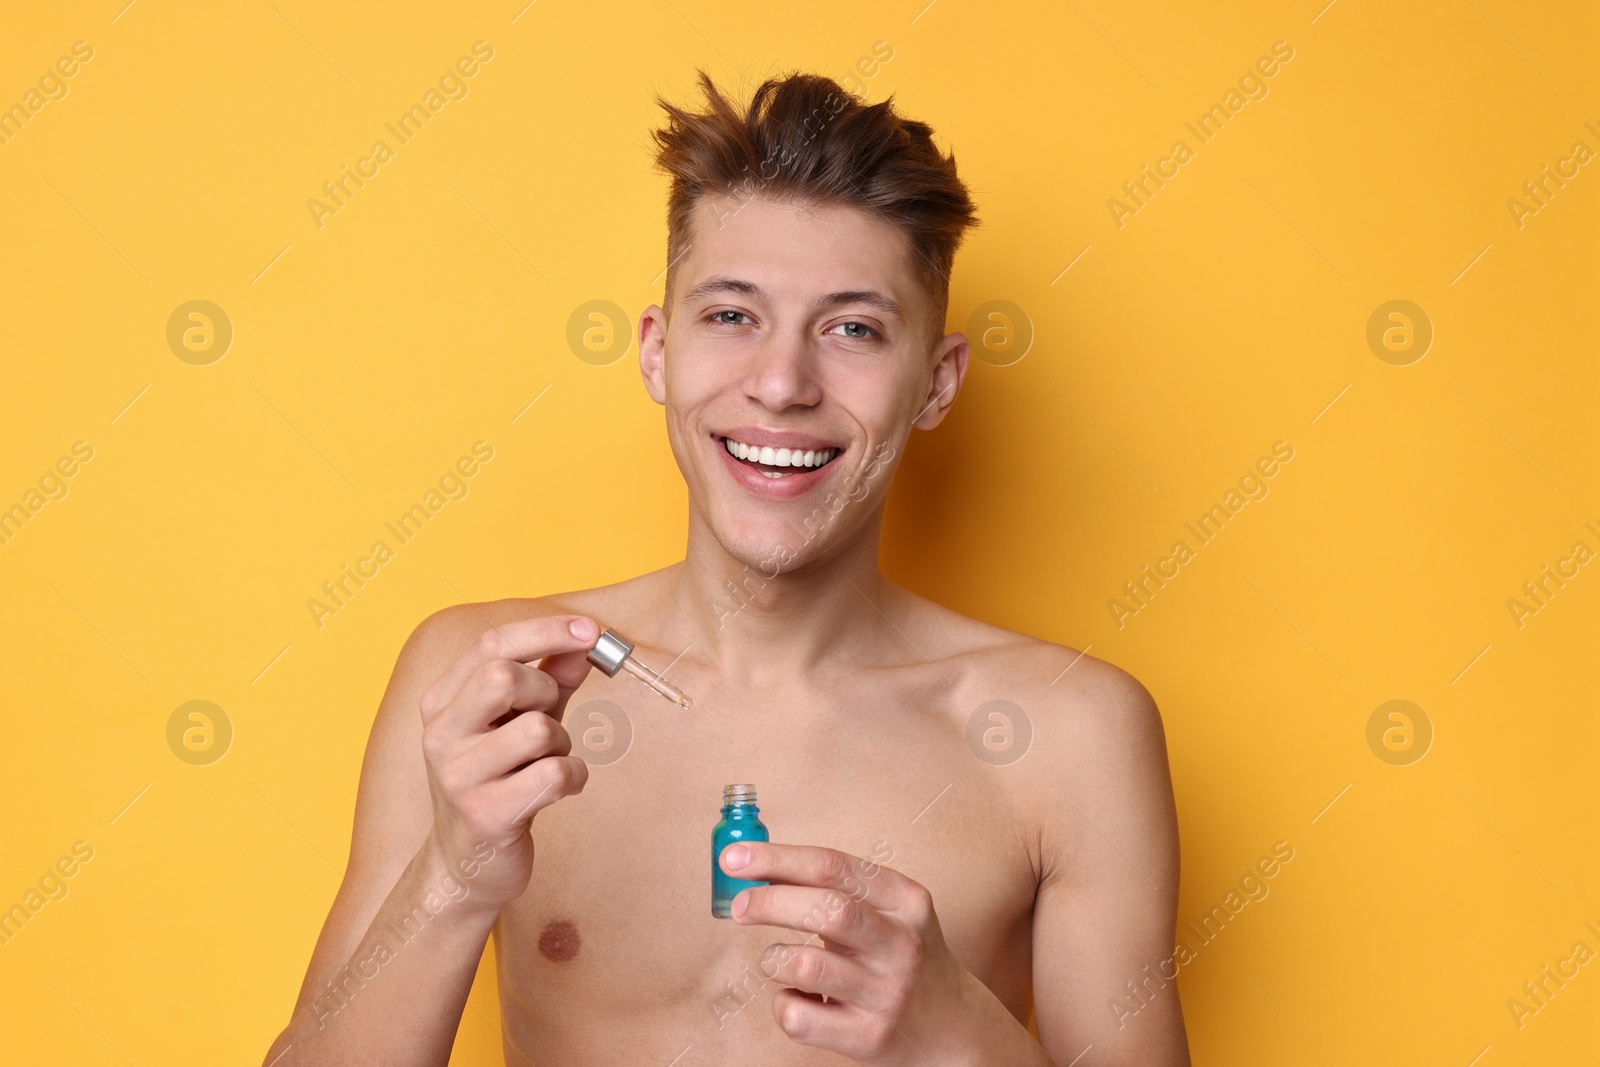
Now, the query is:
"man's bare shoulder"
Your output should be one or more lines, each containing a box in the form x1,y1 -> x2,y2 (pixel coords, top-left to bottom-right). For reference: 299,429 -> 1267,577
912,596 -> 1177,889
903,589 -> 1167,763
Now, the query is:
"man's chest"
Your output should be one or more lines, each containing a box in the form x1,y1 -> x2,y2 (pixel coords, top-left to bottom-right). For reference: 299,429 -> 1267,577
493,682 -> 1042,1026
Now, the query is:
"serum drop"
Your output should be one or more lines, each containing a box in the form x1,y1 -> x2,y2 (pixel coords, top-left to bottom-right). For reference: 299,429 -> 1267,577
712,784 -> 769,918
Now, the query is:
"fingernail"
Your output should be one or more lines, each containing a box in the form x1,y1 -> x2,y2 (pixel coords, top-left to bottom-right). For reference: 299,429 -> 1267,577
569,618 -> 598,640
732,890 -> 748,919
723,844 -> 749,871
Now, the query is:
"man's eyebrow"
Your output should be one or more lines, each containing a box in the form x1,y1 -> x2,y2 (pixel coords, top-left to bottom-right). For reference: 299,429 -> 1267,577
683,276 -> 904,321
819,289 -> 904,321
682,276 -> 762,304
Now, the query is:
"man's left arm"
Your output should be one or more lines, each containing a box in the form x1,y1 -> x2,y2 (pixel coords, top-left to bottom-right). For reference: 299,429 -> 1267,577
1028,670 -> 1191,1066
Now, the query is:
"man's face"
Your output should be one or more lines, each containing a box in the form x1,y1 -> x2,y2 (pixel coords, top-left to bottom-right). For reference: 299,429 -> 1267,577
638,194 -> 966,574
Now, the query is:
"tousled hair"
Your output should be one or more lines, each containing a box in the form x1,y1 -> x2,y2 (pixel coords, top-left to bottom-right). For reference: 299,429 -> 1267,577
649,69 -> 979,352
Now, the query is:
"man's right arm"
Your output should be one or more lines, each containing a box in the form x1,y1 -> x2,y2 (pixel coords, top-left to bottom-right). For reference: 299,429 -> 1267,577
260,605 -> 599,1066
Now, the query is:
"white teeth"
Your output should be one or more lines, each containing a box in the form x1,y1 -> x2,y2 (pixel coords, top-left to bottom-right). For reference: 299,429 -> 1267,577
722,437 -> 838,469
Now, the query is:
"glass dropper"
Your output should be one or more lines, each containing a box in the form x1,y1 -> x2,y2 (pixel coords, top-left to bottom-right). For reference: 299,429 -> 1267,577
585,627 -> 694,709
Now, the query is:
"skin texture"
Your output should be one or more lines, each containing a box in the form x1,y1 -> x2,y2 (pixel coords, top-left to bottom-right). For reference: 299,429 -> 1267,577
262,194 -> 1190,1066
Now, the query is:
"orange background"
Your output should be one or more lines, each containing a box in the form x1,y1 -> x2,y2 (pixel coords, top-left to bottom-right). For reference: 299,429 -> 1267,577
0,1 -> 1595,1064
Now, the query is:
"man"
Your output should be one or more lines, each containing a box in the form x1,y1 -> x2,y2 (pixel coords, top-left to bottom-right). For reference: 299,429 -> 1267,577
264,70 -> 1189,1066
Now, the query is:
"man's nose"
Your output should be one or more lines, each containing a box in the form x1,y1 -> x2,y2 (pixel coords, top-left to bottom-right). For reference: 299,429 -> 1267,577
742,329 -> 822,411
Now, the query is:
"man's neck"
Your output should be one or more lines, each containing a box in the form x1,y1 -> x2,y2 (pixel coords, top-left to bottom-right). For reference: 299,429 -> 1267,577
657,509 -> 900,687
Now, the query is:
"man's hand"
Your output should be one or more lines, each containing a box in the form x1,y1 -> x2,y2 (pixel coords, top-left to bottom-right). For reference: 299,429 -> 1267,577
415,614 -> 600,911
720,842 -> 1045,1067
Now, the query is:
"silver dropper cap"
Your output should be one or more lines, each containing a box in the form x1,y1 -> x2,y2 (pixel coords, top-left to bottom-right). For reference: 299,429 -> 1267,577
586,629 -> 634,677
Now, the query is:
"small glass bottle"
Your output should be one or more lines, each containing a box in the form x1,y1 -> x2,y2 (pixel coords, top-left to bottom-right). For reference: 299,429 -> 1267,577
712,784 -> 769,918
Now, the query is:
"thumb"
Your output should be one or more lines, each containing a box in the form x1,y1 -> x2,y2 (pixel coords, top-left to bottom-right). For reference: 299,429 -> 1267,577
537,616 -> 601,722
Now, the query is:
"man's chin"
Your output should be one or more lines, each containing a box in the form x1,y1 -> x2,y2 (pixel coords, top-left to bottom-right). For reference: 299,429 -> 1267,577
712,518 -> 829,578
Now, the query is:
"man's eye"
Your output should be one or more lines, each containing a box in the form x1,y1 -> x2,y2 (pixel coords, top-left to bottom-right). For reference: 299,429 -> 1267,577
830,321 -> 879,341
706,310 -> 749,326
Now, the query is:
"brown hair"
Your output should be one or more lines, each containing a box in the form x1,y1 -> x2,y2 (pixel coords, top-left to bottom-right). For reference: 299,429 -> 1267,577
649,69 -> 979,352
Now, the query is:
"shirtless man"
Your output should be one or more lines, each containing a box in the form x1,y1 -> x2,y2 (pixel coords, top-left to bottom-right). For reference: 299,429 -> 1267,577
262,70 -> 1190,1066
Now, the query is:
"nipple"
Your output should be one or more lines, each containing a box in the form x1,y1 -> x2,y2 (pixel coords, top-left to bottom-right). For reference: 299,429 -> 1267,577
537,919 -> 581,962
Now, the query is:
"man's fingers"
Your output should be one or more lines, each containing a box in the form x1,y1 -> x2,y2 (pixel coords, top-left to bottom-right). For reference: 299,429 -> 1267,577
721,842 -> 908,908
533,647 -> 598,724
460,701 -> 573,781
730,882 -> 891,952
490,752 -> 590,825
439,658 -> 562,742
758,942 -> 870,1004
420,615 -> 600,725
769,987 -> 857,1053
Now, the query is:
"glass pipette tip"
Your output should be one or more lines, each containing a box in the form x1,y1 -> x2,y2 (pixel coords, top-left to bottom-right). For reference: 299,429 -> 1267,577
621,657 -> 695,708
585,626 -> 694,709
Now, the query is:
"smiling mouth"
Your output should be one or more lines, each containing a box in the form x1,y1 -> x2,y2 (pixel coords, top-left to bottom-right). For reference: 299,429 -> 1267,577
717,436 -> 843,479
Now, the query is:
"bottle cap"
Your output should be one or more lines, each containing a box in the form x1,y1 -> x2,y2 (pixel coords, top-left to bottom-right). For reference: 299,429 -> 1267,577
586,628 -> 634,677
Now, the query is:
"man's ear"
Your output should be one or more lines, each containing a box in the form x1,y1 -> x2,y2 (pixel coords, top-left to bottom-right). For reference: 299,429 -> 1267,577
913,331 -> 968,430
638,304 -> 668,405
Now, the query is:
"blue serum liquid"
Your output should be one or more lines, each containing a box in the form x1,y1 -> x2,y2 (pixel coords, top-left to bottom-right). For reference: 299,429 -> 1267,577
712,784 -> 769,918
